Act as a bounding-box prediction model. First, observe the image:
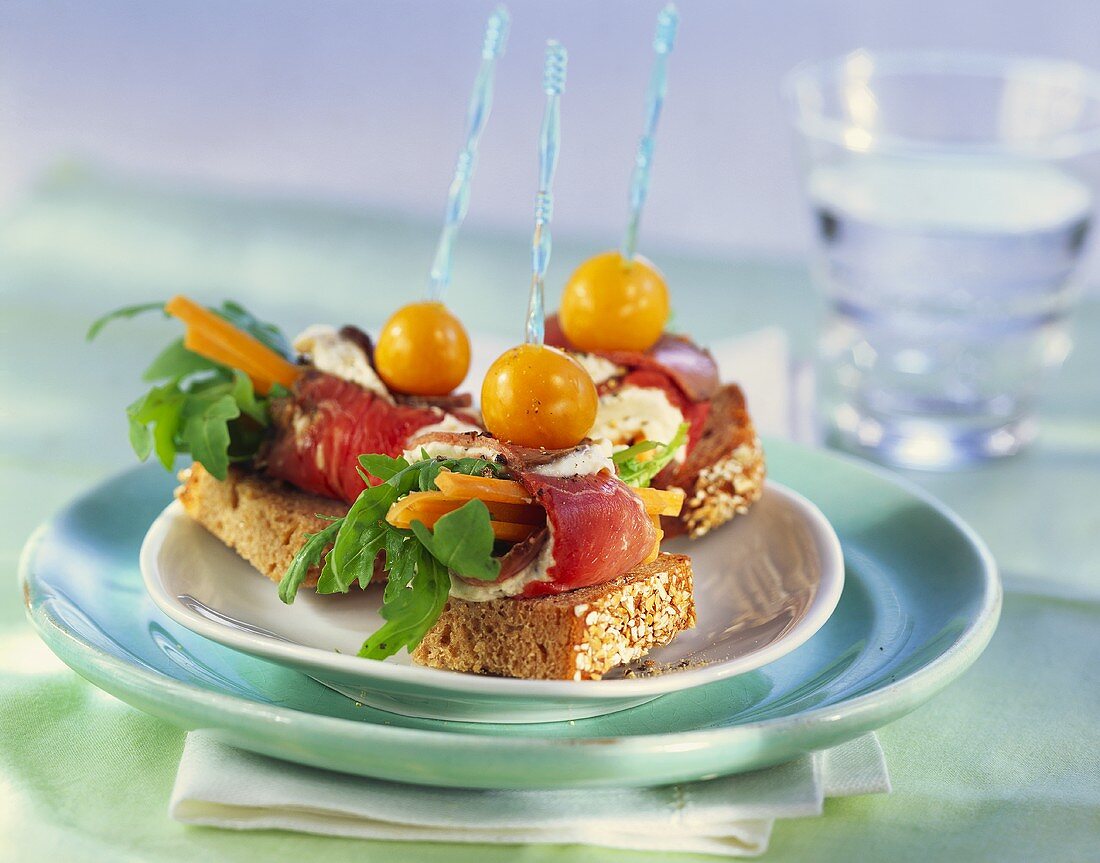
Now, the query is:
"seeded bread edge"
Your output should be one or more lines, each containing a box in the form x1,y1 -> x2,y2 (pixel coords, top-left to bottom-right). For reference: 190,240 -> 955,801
662,383 -> 765,538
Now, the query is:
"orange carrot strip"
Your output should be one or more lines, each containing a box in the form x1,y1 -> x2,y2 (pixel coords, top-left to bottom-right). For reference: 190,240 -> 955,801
167,295 -> 301,392
187,320 -> 299,387
638,486 -> 684,517
386,492 -> 544,529
486,521 -> 539,542
433,472 -> 532,504
385,492 -> 464,526
484,500 -> 544,525
644,513 -> 664,563
183,329 -> 277,395
386,509 -> 537,543
172,306 -> 299,389
435,470 -> 684,516
643,530 -> 663,564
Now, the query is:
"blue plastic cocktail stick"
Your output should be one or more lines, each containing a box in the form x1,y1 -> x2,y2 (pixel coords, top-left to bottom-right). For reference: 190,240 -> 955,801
428,6 -> 511,301
524,40 -> 567,345
621,4 -> 679,262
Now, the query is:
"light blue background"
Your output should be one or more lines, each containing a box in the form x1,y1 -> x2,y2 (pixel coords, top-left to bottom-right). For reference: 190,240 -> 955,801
3,0 -> 1100,272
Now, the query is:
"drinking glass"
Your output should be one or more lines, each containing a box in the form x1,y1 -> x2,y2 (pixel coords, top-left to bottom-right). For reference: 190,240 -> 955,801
785,51 -> 1100,469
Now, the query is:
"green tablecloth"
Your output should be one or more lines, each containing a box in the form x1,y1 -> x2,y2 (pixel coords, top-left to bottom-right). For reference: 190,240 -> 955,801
3,172 -> 1098,862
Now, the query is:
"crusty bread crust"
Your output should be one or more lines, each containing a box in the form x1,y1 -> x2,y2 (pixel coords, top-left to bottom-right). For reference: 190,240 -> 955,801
176,464 -> 349,587
662,383 -> 765,539
175,464 -> 695,680
412,554 -> 694,680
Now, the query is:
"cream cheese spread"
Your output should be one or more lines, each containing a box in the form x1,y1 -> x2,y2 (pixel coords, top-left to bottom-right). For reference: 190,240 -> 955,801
573,352 -> 625,386
589,385 -> 687,463
293,324 -> 392,402
447,527 -> 556,602
401,439 -> 503,465
531,439 -> 615,478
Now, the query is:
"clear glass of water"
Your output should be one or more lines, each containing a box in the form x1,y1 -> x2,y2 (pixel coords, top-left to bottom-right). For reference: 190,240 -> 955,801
785,52 -> 1100,469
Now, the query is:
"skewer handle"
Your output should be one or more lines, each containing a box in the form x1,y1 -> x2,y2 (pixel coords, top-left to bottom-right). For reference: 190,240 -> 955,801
621,4 -> 678,263
525,40 -> 567,345
429,6 -> 511,301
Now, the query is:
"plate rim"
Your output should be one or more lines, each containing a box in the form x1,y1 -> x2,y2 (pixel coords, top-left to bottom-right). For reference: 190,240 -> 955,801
138,479 -> 844,700
20,439 -> 1001,756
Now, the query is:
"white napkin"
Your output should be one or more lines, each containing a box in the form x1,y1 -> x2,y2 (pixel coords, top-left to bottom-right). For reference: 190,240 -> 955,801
171,732 -> 889,857
171,328 -> 878,857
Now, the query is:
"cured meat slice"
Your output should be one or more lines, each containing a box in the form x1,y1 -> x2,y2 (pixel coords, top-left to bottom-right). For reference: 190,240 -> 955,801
603,334 -> 720,403
264,371 -> 457,503
496,527 -> 549,581
513,471 -> 656,596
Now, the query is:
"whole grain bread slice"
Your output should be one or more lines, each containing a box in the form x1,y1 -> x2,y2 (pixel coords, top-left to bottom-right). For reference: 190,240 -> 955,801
661,383 -> 765,539
176,464 -> 349,588
412,554 -> 694,680
175,464 -> 696,680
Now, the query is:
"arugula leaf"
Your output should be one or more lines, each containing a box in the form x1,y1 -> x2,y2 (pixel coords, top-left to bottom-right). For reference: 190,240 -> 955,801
357,453 -> 409,483
180,390 -> 240,480
612,439 -> 660,462
284,454 -> 509,660
359,545 -> 450,660
228,370 -> 269,425
142,338 -> 220,382
91,298 -> 289,355
325,454 -> 504,594
127,413 -> 153,461
613,422 -> 690,488
321,481 -> 403,594
87,302 -> 166,341
126,384 -> 186,470
384,529 -> 416,590
95,298 -> 292,477
278,518 -> 345,604
217,300 -> 292,358
410,499 -> 500,581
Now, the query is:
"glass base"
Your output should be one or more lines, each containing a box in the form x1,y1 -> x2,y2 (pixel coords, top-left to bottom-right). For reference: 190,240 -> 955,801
826,404 -> 1037,471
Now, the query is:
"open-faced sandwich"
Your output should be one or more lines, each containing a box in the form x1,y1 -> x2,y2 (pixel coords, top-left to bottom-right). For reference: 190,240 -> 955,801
542,2 -> 764,539
546,265 -> 765,540
94,32 -> 755,682
95,294 -> 696,680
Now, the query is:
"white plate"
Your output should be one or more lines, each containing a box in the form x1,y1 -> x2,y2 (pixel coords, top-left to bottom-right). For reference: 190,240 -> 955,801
141,480 -> 843,723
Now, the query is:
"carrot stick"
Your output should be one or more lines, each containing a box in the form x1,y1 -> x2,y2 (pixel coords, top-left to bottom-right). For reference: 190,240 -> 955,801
386,492 -> 544,527
167,295 -> 301,393
183,329 -> 277,395
388,492 -> 664,556
385,502 -> 538,542
643,529 -> 663,564
485,521 -> 539,542
434,470 -> 685,516
639,487 -> 685,517
171,298 -> 300,389
433,472 -> 532,504
643,513 -> 664,564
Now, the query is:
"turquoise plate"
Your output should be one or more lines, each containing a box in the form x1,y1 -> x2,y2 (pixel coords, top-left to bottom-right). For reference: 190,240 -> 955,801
20,438 -> 1000,789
